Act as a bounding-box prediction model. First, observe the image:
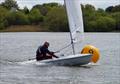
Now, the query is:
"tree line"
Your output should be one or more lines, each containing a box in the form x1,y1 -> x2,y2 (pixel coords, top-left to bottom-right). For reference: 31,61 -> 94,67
0,0 -> 120,32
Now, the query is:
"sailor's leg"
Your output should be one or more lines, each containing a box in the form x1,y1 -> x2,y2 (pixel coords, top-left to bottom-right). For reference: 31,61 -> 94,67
44,55 -> 52,59
36,55 -> 44,61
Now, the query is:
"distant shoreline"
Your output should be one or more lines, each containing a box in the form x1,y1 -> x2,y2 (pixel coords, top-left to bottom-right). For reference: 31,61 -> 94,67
0,25 -> 49,32
0,25 -> 119,32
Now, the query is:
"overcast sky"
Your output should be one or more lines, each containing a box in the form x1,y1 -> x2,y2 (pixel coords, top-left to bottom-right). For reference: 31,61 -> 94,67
0,0 -> 119,9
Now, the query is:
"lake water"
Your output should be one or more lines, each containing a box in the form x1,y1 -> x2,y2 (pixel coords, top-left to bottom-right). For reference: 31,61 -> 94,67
0,32 -> 120,84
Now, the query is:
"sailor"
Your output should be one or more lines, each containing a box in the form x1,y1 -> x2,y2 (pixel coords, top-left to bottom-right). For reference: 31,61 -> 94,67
36,42 -> 59,61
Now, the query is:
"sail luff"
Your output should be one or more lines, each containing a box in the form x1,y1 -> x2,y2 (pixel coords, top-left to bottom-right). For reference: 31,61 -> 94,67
64,0 -> 84,43
64,0 -> 75,54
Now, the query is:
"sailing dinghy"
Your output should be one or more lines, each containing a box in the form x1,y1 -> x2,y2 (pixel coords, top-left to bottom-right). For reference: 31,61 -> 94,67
27,0 -> 100,66
35,0 -> 94,66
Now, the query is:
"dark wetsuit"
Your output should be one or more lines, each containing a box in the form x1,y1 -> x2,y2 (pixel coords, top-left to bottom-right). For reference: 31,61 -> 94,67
36,46 -> 52,61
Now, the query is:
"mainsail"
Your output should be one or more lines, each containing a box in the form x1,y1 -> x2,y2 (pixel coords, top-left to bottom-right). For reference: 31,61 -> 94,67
64,0 -> 84,43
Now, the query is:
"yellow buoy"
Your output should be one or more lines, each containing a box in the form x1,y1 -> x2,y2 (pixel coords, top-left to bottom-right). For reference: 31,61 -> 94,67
81,45 -> 100,63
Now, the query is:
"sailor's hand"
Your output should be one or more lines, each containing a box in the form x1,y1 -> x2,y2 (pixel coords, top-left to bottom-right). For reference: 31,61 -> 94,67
55,56 -> 59,58
50,52 -> 59,58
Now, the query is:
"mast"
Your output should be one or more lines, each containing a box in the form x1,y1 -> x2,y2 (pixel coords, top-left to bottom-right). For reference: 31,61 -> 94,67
64,0 -> 75,55
70,32 -> 76,55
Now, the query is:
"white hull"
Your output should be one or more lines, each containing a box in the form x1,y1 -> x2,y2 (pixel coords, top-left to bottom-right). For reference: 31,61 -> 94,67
40,54 -> 92,66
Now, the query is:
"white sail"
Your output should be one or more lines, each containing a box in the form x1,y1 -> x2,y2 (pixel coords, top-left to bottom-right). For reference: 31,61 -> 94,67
65,0 -> 84,43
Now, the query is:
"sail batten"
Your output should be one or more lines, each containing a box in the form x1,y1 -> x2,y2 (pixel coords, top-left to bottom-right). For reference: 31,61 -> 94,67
64,0 -> 84,43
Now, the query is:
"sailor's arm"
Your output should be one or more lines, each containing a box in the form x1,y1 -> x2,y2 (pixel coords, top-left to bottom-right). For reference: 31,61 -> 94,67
52,54 -> 59,58
49,51 -> 59,58
46,49 -> 59,58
